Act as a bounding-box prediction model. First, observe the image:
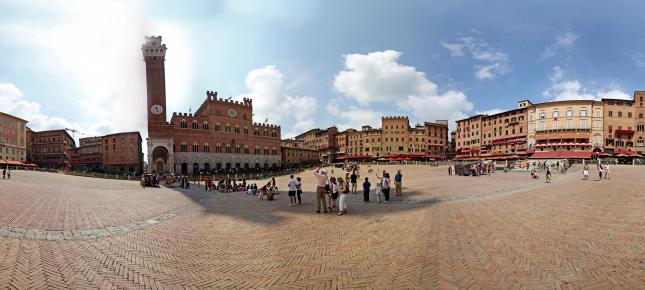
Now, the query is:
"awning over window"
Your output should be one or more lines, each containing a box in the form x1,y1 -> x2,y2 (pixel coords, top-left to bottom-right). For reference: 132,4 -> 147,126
528,151 -> 591,159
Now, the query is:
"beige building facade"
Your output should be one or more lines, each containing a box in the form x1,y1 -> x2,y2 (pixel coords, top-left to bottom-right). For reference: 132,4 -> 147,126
0,112 -> 28,163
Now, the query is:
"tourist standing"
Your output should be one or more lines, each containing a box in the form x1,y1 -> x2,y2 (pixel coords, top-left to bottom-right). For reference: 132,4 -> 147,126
338,186 -> 348,216
329,177 -> 339,212
603,164 -> 610,179
394,170 -> 403,196
313,168 -> 329,214
381,173 -> 391,202
288,175 -> 297,206
362,177 -> 371,203
583,164 -> 589,180
375,177 -> 383,203
545,167 -> 551,183
350,171 -> 358,194
6,168 -> 10,180
2,167 -> 5,179
296,177 -> 303,205
597,164 -> 603,181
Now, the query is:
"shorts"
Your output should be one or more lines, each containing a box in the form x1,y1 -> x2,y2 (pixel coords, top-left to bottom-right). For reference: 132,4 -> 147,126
331,192 -> 339,200
288,190 -> 296,197
296,190 -> 302,195
351,182 -> 357,189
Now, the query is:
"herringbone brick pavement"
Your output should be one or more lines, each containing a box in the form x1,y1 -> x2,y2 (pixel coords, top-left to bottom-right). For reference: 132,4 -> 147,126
0,166 -> 643,289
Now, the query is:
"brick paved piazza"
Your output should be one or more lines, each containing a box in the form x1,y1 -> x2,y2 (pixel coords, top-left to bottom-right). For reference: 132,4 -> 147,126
0,165 -> 643,289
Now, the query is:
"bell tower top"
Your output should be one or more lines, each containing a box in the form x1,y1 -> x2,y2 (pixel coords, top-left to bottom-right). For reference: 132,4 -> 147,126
142,36 -> 167,59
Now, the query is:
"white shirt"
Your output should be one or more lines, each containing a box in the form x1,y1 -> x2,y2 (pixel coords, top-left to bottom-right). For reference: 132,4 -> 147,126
288,178 -> 297,191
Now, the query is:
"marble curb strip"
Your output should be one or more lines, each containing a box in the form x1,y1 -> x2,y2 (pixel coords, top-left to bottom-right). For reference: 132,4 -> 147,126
0,197 -> 208,241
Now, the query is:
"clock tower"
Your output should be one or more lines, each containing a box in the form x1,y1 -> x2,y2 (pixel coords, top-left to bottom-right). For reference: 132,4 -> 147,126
142,36 -> 167,135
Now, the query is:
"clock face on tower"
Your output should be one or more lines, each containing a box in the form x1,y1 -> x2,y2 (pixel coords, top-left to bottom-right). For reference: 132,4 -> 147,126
227,109 -> 237,117
150,105 -> 164,115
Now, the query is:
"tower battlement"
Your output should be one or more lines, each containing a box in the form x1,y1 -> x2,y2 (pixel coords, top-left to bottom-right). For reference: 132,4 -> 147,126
142,35 -> 167,58
382,116 -> 409,120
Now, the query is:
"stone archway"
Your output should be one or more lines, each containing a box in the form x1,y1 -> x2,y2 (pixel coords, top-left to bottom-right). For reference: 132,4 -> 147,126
152,146 -> 169,173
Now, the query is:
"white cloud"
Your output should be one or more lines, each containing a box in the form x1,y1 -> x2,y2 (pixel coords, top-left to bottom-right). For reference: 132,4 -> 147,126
475,108 -> 504,116
441,35 -> 510,80
0,82 -> 84,134
475,63 -> 503,80
542,32 -> 578,58
333,50 -> 473,132
598,89 -> 631,100
549,66 -> 564,82
326,100 -> 381,131
542,68 -> 631,101
440,41 -> 465,57
0,1 -> 196,157
235,66 -> 317,137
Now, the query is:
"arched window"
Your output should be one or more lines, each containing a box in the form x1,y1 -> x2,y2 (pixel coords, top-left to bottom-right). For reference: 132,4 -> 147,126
180,142 -> 188,152
192,121 -> 199,129
263,146 -> 269,155
243,145 -> 249,154
234,144 -> 241,153
225,124 -> 231,132
214,122 -> 221,131
203,121 -> 209,130
254,146 -> 260,155
192,141 -> 199,152
203,143 -> 210,153
215,143 -> 222,153
272,147 -> 277,155
225,144 -> 232,153
180,119 -> 187,129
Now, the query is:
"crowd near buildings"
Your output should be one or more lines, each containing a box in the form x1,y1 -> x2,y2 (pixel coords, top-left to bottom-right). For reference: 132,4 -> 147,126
455,94 -> 645,160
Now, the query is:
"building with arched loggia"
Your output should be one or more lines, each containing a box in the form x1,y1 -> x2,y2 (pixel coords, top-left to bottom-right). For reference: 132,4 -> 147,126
142,36 -> 281,175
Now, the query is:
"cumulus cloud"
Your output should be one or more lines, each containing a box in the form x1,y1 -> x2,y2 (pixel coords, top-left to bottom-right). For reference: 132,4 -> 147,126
333,50 -> 473,131
542,32 -> 578,58
542,66 -> 631,101
0,82 -> 84,133
441,35 -> 510,80
326,100 -> 381,131
236,66 -> 317,137
0,1 -> 195,155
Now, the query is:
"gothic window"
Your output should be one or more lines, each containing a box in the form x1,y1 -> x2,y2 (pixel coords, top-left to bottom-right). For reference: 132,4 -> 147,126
192,121 -> 199,129
180,119 -> 187,129
203,143 -> 210,153
192,142 -> 199,152
203,121 -> 209,130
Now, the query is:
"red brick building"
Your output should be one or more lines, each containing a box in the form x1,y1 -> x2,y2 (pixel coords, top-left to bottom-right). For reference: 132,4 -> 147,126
30,129 -> 76,168
103,132 -> 143,174
143,36 -> 281,175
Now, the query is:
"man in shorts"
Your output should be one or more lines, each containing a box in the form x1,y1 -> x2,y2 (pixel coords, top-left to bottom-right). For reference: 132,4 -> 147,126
288,175 -> 297,206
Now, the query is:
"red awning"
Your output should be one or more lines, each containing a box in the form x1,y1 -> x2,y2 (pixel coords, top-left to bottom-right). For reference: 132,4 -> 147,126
614,150 -> 638,156
529,151 -> 592,159
615,130 -> 635,135
337,155 -> 371,159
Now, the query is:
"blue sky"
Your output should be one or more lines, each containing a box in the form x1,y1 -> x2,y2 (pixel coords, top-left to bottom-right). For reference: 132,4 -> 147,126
1,0 -> 645,143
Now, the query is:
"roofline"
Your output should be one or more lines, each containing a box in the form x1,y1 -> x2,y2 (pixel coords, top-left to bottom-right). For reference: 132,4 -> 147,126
601,98 -> 634,102
0,111 -> 28,123
102,131 -> 142,138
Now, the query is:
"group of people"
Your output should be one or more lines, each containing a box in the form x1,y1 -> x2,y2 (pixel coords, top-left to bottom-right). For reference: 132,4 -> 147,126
310,167 -> 403,215
2,167 -> 11,179
583,162 -> 610,180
